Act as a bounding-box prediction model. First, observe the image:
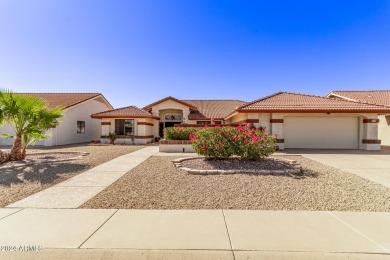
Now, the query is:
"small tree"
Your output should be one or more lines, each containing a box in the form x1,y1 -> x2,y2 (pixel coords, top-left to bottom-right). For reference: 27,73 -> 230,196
0,90 -> 63,162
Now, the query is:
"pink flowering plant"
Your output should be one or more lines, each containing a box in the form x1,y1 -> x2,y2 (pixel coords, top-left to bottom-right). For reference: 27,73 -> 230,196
189,126 -> 235,158
190,124 -> 277,160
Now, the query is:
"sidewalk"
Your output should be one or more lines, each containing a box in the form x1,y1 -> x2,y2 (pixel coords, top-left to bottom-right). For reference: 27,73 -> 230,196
0,209 -> 389,259
6,146 -> 159,208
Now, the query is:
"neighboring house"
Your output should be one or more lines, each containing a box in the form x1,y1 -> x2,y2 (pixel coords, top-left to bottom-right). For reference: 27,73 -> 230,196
0,93 -> 113,146
92,92 -> 390,150
327,90 -> 390,147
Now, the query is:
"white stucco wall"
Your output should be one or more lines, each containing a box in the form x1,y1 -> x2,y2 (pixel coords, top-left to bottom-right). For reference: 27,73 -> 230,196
0,123 -> 48,146
53,98 -> 111,145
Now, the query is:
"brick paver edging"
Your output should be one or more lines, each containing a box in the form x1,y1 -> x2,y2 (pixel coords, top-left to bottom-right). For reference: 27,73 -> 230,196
172,156 -> 302,175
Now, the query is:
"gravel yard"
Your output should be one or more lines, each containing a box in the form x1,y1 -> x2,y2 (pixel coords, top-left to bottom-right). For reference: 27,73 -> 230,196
180,157 -> 297,171
0,152 -> 86,169
0,144 -> 144,207
82,155 -> 390,211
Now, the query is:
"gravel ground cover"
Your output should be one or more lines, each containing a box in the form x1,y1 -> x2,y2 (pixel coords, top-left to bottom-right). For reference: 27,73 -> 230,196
82,155 -> 390,211
0,144 -> 144,207
0,152 -> 86,169
180,157 -> 296,171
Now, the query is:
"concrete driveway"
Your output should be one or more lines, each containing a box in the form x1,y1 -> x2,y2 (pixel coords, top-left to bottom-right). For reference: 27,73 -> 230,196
280,149 -> 390,188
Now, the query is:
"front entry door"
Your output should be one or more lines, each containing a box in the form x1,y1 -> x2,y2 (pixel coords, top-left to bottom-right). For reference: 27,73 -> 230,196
159,122 -> 164,137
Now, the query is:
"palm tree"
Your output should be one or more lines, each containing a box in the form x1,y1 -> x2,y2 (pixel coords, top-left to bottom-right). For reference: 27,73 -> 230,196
0,90 -> 63,162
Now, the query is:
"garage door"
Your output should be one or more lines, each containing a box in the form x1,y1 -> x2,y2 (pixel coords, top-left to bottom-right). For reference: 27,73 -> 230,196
284,117 -> 359,149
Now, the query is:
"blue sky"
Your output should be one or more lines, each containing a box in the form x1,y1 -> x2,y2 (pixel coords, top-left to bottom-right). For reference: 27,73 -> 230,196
0,0 -> 389,108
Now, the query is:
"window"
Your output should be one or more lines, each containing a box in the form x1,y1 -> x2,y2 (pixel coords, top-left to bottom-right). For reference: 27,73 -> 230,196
77,121 -> 85,134
164,114 -> 182,121
115,119 -> 134,136
197,121 -> 222,125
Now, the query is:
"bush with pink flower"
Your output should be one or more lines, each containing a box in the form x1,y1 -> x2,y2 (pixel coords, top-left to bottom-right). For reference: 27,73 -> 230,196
190,124 -> 277,160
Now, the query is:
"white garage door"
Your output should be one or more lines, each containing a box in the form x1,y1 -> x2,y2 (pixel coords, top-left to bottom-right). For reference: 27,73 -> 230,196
284,117 -> 359,149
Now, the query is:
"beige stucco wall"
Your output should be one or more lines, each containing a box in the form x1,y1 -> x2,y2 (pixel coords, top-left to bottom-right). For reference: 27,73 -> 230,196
151,100 -> 191,123
229,113 -> 247,123
231,112 -> 380,150
378,115 -> 390,146
100,117 -> 156,144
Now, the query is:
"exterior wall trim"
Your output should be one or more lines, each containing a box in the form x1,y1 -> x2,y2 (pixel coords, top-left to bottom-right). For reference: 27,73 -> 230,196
235,119 -> 259,124
91,115 -> 160,120
362,139 -> 381,144
101,135 -> 154,139
101,122 -> 111,125
138,122 -> 154,126
270,119 -> 284,123
363,119 -> 380,123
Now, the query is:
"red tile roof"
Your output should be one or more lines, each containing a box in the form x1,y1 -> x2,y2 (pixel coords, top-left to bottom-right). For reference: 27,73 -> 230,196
328,90 -> 390,107
91,106 -> 158,119
184,100 -> 247,119
143,96 -> 198,110
237,92 -> 390,113
19,93 -> 107,109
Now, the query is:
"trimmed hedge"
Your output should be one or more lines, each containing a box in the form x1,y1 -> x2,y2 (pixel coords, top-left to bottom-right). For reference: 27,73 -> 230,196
163,127 -> 197,140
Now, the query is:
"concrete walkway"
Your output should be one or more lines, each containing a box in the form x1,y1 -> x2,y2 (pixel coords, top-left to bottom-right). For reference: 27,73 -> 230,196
0,209 -> 389,259
280,149 -> 390,188
6,146 -> 159,209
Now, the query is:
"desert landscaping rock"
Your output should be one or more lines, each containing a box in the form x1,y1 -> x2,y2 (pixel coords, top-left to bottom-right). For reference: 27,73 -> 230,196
0,144 -> 143,207
81,155 -> 390,211
176,157 -> 301,175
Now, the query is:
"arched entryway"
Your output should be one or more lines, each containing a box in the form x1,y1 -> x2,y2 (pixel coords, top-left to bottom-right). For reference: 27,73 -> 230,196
158,109 -> 183,137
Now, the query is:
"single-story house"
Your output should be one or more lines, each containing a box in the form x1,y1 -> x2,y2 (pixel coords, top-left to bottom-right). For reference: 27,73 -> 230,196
92,92 -> 390,150
327,90 -> 390,146
0,93 -> 113,146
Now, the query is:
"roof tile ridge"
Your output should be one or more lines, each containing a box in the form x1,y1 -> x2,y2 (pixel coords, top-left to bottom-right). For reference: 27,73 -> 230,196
238,92 -> 285,109
17,92 -> 101,95
327,91 -> 390,108
331,90 -> 390,93
182,99 -> 247,102
143,96 -> 198,110
92,105 -> 152,115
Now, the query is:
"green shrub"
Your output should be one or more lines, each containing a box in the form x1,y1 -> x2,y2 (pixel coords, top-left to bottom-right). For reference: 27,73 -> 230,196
190,125 -> 276,160
164,127 -> 197,140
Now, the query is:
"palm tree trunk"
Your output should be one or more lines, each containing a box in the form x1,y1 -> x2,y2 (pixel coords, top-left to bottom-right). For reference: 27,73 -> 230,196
9,135 -> 24,161
22,147 -> 27,159
0,150 -> 10,163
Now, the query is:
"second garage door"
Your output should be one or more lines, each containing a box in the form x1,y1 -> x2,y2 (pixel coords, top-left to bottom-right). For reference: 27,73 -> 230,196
284,117 -> 359,149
